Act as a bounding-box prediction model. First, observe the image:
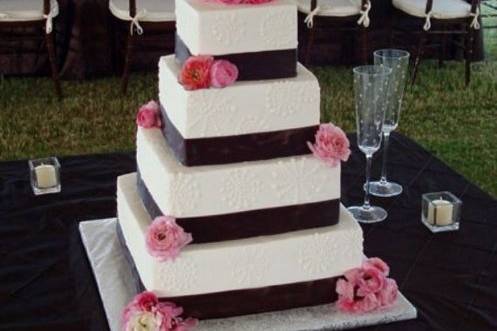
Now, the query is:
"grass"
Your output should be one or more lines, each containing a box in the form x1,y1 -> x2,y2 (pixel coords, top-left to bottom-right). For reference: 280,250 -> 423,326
1,18 -> 497,197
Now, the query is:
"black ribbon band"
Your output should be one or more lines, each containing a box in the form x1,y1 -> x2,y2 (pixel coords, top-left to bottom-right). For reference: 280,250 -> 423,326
117,222 -> 340,320
160,105 -> 318,166
137,173 -> 340,244
175,34 -> 298,81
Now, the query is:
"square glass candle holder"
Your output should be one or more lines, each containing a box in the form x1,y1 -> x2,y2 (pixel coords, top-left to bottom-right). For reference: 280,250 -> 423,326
421,191 -> 461,233
29,157 -> 61,195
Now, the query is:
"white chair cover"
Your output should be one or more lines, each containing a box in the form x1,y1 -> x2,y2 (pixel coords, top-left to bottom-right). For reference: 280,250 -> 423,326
0,0 -> 59,34
109,0 -> 175,35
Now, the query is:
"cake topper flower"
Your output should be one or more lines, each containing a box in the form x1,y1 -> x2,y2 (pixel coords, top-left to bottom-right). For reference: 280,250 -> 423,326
146,216 -> 193,261
136,100 -> 162,129
179,56 -> 238,90
123,291 -> 198,331
336,258 -> 398,313
308,123 -> 351,167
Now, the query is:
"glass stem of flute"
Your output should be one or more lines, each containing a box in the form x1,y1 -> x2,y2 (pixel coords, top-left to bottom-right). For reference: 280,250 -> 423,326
380,131 -> 391,183
364,154 -> 373,210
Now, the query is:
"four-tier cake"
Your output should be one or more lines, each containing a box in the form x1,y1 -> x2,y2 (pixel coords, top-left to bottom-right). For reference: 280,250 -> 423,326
117,0 -> 364,322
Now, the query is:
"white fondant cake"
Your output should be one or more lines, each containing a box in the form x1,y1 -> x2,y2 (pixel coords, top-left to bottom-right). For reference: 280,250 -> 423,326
118,173 -> 363,297
176,0 -> 297,55
137,128 -> 341,218
159,56 -> 320,139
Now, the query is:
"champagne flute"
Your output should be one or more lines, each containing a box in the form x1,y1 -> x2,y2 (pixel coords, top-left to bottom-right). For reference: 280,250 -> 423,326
348,65 -> 391,223
369,49 -> 410,197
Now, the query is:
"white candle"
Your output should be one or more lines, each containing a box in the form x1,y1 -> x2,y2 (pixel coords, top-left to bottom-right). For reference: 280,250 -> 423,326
35,164 -> 57,189
427,198 -> 453,226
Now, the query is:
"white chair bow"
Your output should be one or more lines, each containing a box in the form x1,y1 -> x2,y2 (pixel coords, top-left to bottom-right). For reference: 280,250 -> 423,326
43,11 -> 55,34
423,10 -> 433,31
130,9 -> 147,35
357,1 -> 371,28
304,6 -> 321,28
469,7 -> 480,29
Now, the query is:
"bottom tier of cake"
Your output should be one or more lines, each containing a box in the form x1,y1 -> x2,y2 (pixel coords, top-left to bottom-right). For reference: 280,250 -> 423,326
117,172 -> 363,319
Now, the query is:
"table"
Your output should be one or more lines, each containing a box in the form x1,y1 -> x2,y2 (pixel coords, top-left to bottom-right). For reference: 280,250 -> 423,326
0,0 -> 485,79
1,133 -> 496,330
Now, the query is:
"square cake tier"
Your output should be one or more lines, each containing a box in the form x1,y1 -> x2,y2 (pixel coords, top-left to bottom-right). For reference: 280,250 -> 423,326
136,128 -> 341,219
117,172 -> 363,318
159,56 -> 320,140
176,0 -> 297,56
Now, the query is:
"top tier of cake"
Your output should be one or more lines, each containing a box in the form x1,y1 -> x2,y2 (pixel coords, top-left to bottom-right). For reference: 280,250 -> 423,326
176,0 -> 297,56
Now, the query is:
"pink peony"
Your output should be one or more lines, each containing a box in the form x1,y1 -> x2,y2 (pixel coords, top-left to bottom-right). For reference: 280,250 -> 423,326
356,267 -> 385,297
335,257 -> 398,314
145,216 -> 193,261
136,100 -> 162,129
363,257 -> 390,277
179,56 -> 214,90
122,292 -> 198,331
210,60 -> 239,88
377,278 -> 398,307
308,123 -> 351,167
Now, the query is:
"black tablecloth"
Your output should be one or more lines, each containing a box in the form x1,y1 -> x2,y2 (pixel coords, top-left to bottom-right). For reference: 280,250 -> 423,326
1,132 -> 496,331
0,0 -> 484,79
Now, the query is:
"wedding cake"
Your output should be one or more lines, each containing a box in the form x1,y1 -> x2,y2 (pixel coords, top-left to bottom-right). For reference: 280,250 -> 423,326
116,0 -> 370,327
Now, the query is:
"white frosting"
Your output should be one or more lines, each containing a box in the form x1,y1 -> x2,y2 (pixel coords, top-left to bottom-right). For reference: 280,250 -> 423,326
159,56 -> 320,139
118,172 -> 364,297
136,128 -> 341,218
176,0 -> 297,55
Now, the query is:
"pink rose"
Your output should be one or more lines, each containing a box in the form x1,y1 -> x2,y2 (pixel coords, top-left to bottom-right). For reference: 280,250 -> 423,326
335,257 -> 398,314
146,216 -> 193,261
210,60 -> 239,88
377,278 -> 398,307
363,257 -> 390,277
179,56 -> 214,90
122,291 -> 160,328
122,292 -> 198,331
356,267 -> 386,297
308,123 -> 351,167
136,100 -> 162,129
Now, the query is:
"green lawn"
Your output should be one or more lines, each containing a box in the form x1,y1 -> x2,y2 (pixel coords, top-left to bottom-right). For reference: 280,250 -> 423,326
1,60 -> 496,198
1,20 -> 497,199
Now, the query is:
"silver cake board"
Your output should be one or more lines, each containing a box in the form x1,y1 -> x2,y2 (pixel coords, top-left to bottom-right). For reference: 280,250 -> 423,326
79,218 -> 417,331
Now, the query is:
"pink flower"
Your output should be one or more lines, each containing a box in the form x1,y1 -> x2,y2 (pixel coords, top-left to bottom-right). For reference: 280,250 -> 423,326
179,56 -> 214,90
122,292 -> 198,331
135,291 -> 159,312
335,257 -> 398,314
146,216 -> 193,261
308,123 -> 351,167
356,267 -> 385,297
136,100 -> 162,129
210,60 -> 239,88
377,278 -> 398,307
363,257 -> 390,277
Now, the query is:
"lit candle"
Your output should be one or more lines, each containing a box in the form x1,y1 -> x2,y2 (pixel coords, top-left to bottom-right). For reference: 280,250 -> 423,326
427,198 -> 453,226
35,164 -> 57,189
